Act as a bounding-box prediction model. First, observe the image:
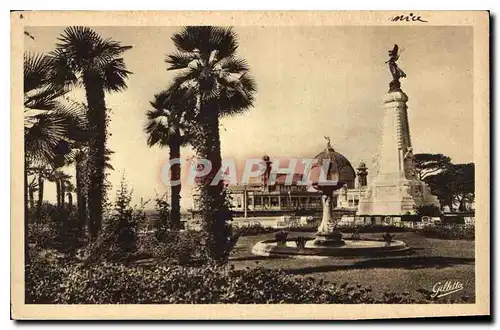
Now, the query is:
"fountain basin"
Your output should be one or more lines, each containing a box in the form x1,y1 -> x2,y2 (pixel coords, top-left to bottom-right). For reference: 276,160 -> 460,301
252,238 -> 410,258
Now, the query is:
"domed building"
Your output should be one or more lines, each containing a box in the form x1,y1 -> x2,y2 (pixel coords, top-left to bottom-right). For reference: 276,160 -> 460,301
188,141 -> 369,229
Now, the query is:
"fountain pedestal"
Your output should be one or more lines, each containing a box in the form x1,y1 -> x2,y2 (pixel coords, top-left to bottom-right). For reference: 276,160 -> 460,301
312,185 -> 345,246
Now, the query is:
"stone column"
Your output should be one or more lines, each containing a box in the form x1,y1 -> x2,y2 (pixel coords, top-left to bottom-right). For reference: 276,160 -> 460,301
358,90 -> 439,216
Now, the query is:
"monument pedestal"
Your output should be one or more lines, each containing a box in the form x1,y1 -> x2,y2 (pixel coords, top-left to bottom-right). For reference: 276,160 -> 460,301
357,90 -> 439,216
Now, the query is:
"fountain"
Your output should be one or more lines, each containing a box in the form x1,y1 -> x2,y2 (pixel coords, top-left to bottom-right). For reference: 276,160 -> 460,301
251,138 -> 410,258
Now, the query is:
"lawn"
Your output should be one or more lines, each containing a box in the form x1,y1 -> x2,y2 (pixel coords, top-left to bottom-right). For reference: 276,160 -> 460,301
229,231 -> 475,302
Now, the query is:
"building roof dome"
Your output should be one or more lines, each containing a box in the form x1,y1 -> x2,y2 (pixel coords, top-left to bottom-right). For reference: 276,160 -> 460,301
312,137 -> 356,186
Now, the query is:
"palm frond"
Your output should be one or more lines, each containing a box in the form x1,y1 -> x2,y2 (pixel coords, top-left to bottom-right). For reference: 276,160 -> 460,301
145,86 -> 196,148
47,48 -> 79,89
217,56 -> 249,74
165,51 -> 197,70
55,26 -> 104,69
24,52 -> 53,94
171,26 -> 237,59
102,58 -> 132,92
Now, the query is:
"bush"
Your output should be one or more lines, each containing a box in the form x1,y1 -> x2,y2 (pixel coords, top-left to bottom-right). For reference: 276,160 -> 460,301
233,223 -> 276,237
154,193 -> 170,240
274,231 -> 288,245
26,261 -> 472,304
339,225 -> 409,233
85,177 -> 149,264
414,204 -> 441,217
25,247 -> 73,304
382,232 -> 395,246
294,236 -> 308,248
416,225 -> 474,240
27,207 -> 86,254
138,230 -> 209,266
346,230 -> 362,241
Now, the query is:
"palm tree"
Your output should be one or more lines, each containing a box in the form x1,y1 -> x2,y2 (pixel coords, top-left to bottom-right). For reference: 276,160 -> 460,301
24,51 -> 85,258
65,181 -> 76,212
50,26 -> 132,240
145,87 -> 195,230
165,26 -> 256,261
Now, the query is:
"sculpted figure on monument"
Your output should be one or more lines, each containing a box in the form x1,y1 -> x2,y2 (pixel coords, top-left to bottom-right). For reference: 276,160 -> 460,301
386,44 -> 407,92
403,147 -> 417,179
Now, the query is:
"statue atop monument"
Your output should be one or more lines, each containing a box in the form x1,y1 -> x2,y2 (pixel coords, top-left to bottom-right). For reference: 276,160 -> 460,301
386,44 -> 407,92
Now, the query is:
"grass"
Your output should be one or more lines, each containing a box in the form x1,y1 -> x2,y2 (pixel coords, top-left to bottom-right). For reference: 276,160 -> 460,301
229,231 -> 475,302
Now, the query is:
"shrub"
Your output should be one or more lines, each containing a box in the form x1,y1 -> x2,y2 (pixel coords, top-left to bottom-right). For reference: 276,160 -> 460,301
347,229 -> 362,241
154,193 -> 170,241
414,204 -> 442,217
139,230 -> 209,266
27,207 -> 86,254
274,231 -> 288,245
233,223 -> 276,237
382,232 -> 395,246
416,225 -> 474,240
26,262 -> 473,304
339,225 -> 409,233
294,236 -> 308,248
25,247 -> 73,304
85,177 -> 149,264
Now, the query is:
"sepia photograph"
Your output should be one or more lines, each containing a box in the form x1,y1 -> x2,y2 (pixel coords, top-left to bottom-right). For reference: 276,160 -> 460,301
11,11 -> 490,319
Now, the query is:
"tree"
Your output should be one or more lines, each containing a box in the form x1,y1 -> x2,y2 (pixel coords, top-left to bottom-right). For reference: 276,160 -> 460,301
24,51 -> 84,259
145,87 -> 194,230
413,153 -> 451,180
424,162 -> 475,212
166,26 -> 257,261
65,181 -> 75,212
450,163 -> 475,211
50,26 -> 132,240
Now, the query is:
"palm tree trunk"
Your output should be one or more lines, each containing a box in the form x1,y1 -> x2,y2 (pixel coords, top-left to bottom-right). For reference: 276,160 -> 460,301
195,105 -> 231,262
67,193 -> 73,212
83,73 -> 107,240
28,186 -> 35,210
36,173 -> 44,222
76,157 -> 88,231
170,140 -> 181,230
56,179 -> 61,209
61,182 -> 66,211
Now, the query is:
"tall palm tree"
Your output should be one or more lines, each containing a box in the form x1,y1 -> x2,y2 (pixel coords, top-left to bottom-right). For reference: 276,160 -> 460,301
165,26 -> 256,261
145,87 -> 195,230
50,26 -> 132,240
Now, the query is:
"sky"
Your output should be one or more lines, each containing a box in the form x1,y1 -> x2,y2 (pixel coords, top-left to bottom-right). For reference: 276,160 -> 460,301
25,26 -> 473,210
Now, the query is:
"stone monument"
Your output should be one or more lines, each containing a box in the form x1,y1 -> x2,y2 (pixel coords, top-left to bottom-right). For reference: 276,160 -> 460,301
357,44 -> 439,216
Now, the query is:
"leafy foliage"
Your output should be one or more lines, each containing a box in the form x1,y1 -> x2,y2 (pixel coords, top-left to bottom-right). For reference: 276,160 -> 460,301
414,153 -> 475,212
138,230 -> 208,266
26,260 -> 473,304
153,193 -> 170,240
85,175 -> 148,263
274,231 -> 288,245
414,204 -> 442,217
294,236 -> 308,248
416,225 -> 474,240
413,153 -> 451,180
382,232 -> 395,246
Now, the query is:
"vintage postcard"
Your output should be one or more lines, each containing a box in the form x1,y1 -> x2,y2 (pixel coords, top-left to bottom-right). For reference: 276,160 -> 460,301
11,11 -> 490,320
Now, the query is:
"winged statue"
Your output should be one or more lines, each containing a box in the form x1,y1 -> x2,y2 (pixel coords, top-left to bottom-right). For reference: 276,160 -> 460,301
386,44 -> 407,92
